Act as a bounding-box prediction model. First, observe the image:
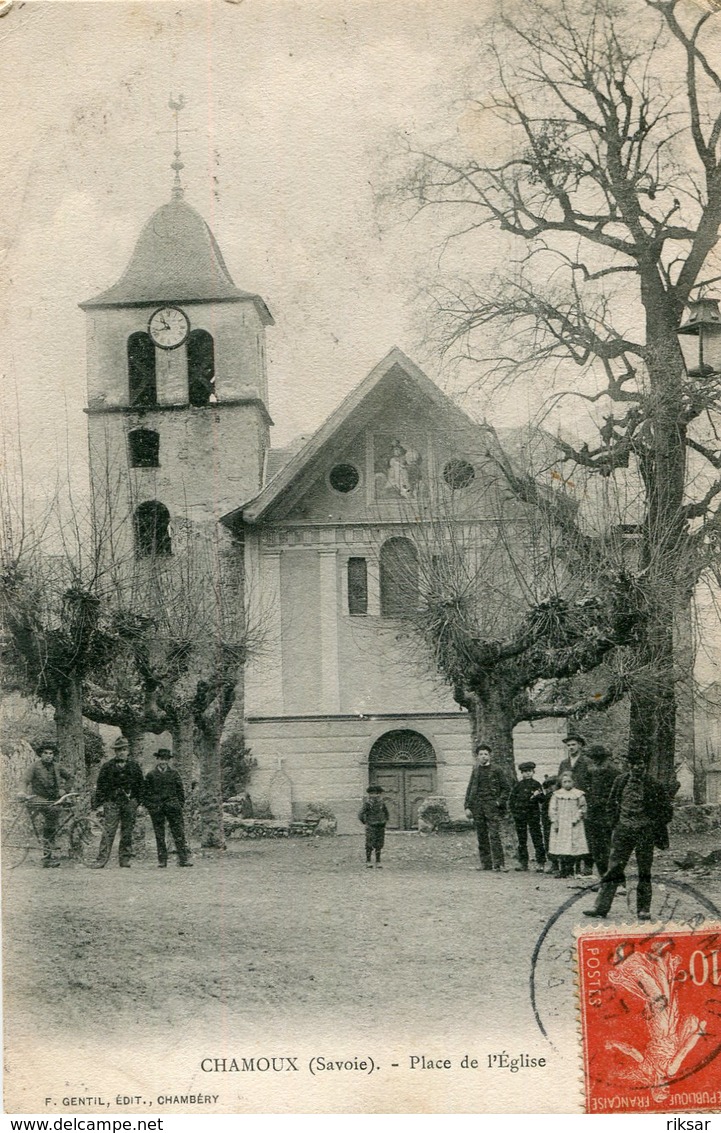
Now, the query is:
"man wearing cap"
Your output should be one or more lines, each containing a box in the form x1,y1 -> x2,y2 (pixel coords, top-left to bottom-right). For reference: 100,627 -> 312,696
358,784 -> 390,868
464,743 -> 509,871
24,741 -> 73,868
584,750 -> 673,922
92,736 -> 145,868
143,749 -> 193,868
508,761 -> 546,872
557,733 -> 593,875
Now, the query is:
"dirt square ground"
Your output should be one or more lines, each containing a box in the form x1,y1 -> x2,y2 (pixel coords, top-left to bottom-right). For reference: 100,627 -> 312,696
2,826 -> 720,1113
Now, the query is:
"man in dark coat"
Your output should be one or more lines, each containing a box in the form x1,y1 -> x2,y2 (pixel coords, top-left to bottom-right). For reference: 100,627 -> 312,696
584,744 -> 619,876
584,750 -> 674,921
557,733 -> 592,791
464,742 -> 509,871
92,736 -> 144,867
24,741 -> 73,867
508,761 -> 546,872
143,749 -> 193,868
557,732 -> 593,875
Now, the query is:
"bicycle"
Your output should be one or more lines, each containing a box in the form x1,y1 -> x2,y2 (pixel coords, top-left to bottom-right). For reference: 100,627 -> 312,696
1,792 -> 106,868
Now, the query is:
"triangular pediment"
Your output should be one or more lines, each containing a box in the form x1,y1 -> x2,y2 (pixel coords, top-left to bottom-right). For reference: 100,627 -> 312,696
221,349 -> 500,528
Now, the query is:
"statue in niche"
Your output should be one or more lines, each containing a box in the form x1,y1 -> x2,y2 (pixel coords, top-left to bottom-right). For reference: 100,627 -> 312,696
375,437 -> 423,499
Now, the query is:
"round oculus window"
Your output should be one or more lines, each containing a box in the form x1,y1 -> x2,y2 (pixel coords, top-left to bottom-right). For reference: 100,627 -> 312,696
329,463 -> 360,493
443,459 -> 476,490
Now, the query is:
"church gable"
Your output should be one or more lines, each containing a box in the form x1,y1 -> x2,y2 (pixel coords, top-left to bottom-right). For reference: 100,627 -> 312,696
229,350 -> 504,529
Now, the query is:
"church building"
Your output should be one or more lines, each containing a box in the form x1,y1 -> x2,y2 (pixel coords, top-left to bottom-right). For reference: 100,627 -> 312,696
80,177 -> 564,834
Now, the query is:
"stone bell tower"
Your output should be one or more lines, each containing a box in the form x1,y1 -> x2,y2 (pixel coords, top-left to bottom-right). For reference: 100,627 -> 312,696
81,100 -> 273,564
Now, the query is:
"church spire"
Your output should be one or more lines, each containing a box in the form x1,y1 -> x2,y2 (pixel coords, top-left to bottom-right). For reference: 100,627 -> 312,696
168,93 -> 186,200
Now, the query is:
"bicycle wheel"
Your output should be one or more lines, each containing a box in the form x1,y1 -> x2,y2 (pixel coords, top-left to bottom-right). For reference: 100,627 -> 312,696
69,815 -> 107,867
1,813 -> 34,869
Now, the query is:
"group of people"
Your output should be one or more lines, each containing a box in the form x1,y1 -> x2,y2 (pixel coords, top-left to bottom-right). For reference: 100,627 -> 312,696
462,732 -> 674,921
24,736 -> 193,870
27,728 -> 674,920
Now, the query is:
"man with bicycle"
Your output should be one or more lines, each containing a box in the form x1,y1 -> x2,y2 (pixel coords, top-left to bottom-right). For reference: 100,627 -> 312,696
25,741 -> 73,868
92,736 -> 144,868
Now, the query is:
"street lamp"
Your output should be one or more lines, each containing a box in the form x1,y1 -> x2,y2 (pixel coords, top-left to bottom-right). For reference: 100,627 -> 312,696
678,296 -> 721,376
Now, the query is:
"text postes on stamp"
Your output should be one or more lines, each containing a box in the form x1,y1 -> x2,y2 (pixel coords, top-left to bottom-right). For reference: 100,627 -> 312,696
577,924 -> 721,1113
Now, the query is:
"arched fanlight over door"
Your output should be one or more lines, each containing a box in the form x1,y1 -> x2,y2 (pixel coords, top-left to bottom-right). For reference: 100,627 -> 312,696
369,729 -> 436,764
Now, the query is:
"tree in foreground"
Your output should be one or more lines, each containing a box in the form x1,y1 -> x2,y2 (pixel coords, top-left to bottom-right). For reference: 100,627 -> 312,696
85,524 -> 265,848
396,0 -> 721,780
397,434 -> 644,775
0,481 -> 117,783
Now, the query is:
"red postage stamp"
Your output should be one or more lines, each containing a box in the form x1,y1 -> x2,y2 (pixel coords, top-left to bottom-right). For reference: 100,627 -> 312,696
577,924 -> 721,1113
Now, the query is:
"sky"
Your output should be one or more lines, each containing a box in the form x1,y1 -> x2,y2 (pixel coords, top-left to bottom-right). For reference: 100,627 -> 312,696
0,0 -> 682,504
1,0 -> 505,507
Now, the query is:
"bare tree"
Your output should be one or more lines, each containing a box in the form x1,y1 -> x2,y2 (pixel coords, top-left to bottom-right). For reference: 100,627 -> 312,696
83,518 -> 267,849
391,0 -> 721,781
387,432 -> 643,775
0,458 -> 123,784
1,431 -> 266,847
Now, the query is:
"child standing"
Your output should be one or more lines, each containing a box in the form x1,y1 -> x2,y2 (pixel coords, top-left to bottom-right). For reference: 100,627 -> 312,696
508,760 -> 546,872
359,784 -> 390,869
548,770 -> 589,878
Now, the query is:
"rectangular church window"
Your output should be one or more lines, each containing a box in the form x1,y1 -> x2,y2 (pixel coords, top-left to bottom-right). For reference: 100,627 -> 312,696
347,557 -> 368,615
129,428 -> 160,468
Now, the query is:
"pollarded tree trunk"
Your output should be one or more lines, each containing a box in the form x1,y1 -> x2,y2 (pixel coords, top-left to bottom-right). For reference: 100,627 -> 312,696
194,723 -> 225,850
472,678 -> 516,781
122,720 -> 146,764
55,679 -> 85,785
171,714 -> 196,835
629,600 -> 677,785
172,714 -> 195,799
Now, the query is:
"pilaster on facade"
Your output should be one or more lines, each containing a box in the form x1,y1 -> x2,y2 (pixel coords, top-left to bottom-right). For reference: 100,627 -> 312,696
261,548 -> 284,713
318,548 -> 341,714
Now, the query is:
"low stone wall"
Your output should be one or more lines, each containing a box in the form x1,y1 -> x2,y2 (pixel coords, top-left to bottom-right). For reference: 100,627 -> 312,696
417,801 -> 721,838
223,816 -> 337,840
670,804 -> 721,835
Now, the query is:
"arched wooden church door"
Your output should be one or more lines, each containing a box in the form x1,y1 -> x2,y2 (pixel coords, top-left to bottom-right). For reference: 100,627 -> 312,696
368,729 -> 437,830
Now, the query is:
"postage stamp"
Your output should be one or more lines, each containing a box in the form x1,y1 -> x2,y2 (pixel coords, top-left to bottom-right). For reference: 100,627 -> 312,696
577,924 -> 721,1113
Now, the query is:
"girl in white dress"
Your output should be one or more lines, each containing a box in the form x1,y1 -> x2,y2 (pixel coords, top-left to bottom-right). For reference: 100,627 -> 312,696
548,770 -> 589,878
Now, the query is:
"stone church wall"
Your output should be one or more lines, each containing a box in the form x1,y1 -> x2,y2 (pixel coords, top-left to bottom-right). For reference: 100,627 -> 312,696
245,713 -> 567,834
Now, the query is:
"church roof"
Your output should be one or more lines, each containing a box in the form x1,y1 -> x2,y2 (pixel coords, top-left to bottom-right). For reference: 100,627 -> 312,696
222,347 -> 482,526
80,195 -> 274,322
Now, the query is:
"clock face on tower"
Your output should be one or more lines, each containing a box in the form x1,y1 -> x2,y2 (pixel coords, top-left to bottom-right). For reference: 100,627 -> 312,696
148,306 -> 190,349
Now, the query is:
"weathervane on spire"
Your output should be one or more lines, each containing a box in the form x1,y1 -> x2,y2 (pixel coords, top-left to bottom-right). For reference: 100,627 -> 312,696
169,93 -> 186,198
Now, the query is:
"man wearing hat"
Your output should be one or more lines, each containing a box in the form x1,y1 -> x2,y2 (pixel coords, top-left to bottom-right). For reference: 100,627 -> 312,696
24,741 -> 73,867
585,749 -> 673,921
464,743 -> 509,871
584,744 -> 620,875
143,749 -> 193,868
508,761 -> 546,872
557,733 -> 593,876
92,736 -> 145,867
557,733 -> 591,789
